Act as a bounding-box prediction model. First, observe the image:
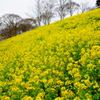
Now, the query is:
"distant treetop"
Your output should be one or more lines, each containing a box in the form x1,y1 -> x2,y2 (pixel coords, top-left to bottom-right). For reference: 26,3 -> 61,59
96,0 -> 100,7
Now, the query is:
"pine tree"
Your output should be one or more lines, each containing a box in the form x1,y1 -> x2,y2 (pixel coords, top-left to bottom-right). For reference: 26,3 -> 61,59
96,0 -> 100,7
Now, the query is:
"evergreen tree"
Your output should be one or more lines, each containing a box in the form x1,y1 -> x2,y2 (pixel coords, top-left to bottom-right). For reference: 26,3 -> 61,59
96,0 -> 100,7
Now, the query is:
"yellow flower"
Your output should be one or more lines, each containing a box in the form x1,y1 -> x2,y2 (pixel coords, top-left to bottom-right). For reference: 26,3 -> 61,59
68,57 -> 74,62
72,52 -> 76,55
55,97 -> 64,100
73,97 -> 81,100
85,93 -> 92,100
61,87 -> 66,91
22,96 -> 33,100
36,92 -> 45,100
56,80 -> 64,86
93,81 -> 99,88
74,82 -> 87,89
42,79 -> 47,83
74,73 -> 81,78
0,87 -> 2,93
0,96 -> 10,100
98,60 -> 100,64
61,89 -> 75,97
67,63 -> 73,70
11,86 -> 21,92
64,51 -> 70,56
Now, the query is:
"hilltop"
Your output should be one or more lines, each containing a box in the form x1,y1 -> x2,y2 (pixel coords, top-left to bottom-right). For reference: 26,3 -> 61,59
0,9 -> 100,100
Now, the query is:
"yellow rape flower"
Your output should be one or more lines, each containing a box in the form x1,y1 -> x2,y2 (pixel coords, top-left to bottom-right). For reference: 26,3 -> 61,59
55,97 -> 64,100
61,89 -> 75,97
0,96 -> 10,100
22,96 -> 33,100
73,97 -> 81,100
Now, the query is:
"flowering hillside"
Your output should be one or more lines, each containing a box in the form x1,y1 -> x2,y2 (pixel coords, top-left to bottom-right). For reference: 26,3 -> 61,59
0,9 -> 100,100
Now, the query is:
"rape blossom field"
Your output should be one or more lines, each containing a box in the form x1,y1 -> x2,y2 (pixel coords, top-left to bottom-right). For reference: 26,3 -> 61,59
0,8 -> 100,100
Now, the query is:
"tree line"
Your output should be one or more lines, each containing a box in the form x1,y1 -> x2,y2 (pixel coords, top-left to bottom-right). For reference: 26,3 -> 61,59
30,0 -> 90,26
0,0 -> 99,41
0,14 -> 37,40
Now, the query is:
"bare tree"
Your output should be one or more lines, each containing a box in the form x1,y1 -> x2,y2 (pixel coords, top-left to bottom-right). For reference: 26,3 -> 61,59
66,0 -> 80,16
18,18 -> 37,33
0,14 -> 22,39
0,14 -> 22,29
55,0 -> 68,20
27,0 -> 43,26
29,0 -> 43,26
41,0 -> 55,25
79,1 -> 90,13
40,13 -> 47,25
35,0 -> 42,26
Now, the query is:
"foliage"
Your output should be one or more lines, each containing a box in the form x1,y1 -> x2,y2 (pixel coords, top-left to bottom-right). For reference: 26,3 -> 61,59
0,14 -> 37,40
0,9 -> 100,100
96,0 -> 100,7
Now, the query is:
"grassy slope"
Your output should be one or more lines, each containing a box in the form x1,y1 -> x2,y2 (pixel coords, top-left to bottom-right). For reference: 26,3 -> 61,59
0,9 -> 100,100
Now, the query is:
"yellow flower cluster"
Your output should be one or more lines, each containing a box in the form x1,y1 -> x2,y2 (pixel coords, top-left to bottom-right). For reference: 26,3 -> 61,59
0,8 -> 100,100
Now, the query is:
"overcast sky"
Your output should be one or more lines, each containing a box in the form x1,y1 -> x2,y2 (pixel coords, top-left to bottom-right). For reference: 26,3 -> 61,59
0,0 -> 96,18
